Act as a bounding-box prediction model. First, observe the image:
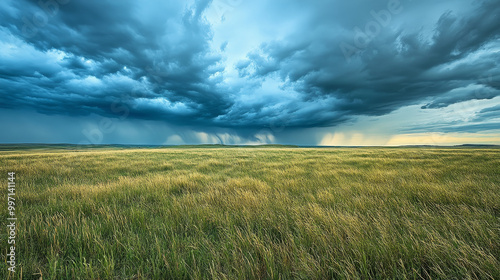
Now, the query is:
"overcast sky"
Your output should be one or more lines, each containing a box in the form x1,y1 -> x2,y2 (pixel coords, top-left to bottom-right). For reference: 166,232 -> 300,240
1,0 -> 499,145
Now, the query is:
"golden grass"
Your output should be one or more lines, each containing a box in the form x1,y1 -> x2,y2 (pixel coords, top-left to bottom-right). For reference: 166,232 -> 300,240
1,147 -> 499,279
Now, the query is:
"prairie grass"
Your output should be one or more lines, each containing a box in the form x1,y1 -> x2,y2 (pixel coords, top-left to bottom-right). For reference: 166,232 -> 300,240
0,147 -> 499,279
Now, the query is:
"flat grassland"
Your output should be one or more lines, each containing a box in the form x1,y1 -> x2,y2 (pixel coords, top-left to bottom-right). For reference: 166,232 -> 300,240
1,147 -> 499,279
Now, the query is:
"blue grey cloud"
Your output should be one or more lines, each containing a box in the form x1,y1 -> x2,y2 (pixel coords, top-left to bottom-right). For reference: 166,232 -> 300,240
0,0 -> 499,144
236,0 -> 500,126
1,0 -> 231,123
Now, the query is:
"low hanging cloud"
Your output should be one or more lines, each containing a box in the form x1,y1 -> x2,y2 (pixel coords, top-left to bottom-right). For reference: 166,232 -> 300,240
1,0 -> 231,123
235,0 -> 500,127
0,0 -> 499,139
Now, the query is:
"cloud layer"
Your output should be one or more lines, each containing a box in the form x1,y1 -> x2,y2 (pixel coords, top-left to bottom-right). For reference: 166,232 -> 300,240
1,0 -> 499,144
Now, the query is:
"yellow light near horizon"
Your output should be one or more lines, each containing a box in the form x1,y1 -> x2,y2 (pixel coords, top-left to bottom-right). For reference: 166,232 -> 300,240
319,132 -> 389,146
320,132 -> 500,146
386,132 -> 500,146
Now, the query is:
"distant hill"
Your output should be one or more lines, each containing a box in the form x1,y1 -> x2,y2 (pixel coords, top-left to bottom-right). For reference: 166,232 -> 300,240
0,143 -> 300,151
0,143 -> 498,151
455,144 -> 500,148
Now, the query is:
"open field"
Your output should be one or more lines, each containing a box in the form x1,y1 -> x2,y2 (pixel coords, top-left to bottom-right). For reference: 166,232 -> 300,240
1,147 -> 499,279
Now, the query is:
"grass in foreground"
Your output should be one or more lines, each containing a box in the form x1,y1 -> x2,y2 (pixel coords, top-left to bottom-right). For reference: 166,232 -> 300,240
1,147 -> 499,279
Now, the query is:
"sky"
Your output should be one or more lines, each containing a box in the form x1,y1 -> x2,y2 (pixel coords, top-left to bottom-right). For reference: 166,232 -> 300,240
0,0 -> 499,146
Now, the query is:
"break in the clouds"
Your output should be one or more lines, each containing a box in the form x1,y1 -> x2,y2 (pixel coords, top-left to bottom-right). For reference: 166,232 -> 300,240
0,0 -> 499,145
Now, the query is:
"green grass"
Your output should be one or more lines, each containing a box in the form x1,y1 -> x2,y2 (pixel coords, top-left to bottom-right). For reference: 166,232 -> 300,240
1,147 -> 499,279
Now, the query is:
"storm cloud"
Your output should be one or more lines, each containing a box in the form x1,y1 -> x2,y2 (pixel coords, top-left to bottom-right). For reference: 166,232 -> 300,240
0,0 -> 499,144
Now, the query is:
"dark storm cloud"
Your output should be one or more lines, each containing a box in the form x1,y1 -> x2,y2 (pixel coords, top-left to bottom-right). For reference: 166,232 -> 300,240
237,0 -> 500,126
0,0 -> 499,132
421,86 -> 500,109
1,0 -> 231,123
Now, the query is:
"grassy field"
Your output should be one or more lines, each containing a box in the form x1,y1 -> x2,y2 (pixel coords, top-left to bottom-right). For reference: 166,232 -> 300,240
1,147 -> 499,279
